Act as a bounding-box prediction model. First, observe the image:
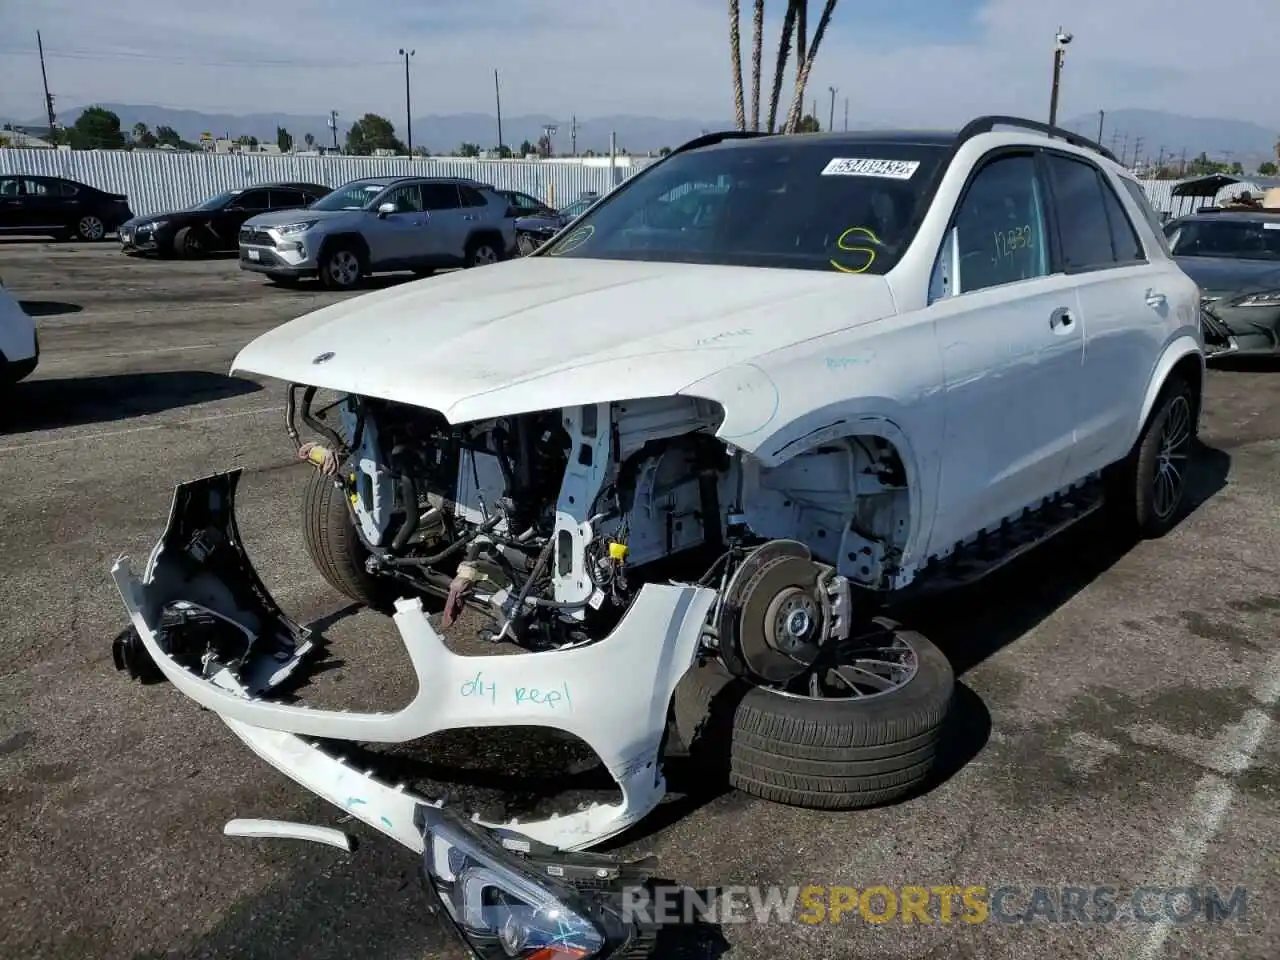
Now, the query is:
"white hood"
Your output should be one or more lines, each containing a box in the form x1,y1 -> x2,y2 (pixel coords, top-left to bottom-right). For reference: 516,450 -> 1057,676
232,257 -> 897,423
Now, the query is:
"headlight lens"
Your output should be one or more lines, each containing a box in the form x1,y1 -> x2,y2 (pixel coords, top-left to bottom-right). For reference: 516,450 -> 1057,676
421,808 -> 615,959
142,219 -> 168,231
1232,290 -> 1280,307
274,220 -> 318,236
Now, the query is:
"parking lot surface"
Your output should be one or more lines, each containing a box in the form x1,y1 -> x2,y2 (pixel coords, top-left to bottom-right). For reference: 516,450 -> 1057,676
1,240 -> 1277,960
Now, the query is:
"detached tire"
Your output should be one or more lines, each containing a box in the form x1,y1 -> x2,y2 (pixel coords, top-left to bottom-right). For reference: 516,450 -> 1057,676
674,619 -> 955,809
1105,373 -> 1197,540
301,469 -> 389,610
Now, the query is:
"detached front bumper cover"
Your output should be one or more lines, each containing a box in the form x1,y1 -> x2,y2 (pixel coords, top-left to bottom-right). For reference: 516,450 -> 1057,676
111,470 -> 717,854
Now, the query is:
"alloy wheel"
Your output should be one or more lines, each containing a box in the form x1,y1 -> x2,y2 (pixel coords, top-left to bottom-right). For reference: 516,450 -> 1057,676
78,216 -> 105,240
327,250 -> 361,287
472,244 -> 499,266
1151,394 -> 1191,520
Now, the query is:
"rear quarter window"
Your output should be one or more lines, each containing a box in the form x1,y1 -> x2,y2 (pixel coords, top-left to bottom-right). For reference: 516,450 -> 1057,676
1117,176 -> 1173,256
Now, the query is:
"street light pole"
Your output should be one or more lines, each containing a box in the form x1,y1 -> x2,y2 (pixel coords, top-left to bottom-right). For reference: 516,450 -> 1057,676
828,86 -> 837,133
1048,28 -> 1072,129
494,69 -> 503,155
399,48 -> 415,154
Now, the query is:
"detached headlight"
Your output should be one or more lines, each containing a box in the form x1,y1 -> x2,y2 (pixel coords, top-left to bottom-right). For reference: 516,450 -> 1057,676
419,807 -> 652,959
1232,290 -> 1280,307
274,220 -> 318,236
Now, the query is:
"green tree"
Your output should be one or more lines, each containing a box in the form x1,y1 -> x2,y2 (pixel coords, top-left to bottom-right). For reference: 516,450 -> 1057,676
131,122 -> 157,148
494,144 -> 513,158
1257,161 -> 1278,176
1228,161 -> 1244,175
303,132 -> 316,150
276,126 -> 293,152
69,106 -> 126,149
659,146 -> 672,156
519,139 -> 535,156
794,113 -> 821,133
458,142 -> 481,157
154,125 -> 182,147
345,113 -> 406,155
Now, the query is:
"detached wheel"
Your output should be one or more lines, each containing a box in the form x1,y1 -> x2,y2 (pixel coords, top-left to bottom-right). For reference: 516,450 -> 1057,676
301,469 -> 390,610
465,236 -> 502,267
319,243 -> 364,290
674,617 -> 955,809
172,225 -> 205,258
1105,374 -> 1196,539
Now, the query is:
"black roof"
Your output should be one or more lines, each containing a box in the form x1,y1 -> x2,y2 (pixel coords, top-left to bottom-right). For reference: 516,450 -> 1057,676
672,115 -> 1119,164
244,180 -> 329,190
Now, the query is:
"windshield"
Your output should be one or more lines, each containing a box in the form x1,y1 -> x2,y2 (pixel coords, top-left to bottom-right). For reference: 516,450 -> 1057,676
1166,218 -> 1280,261
190,190 -> 238,211
539,139 -> 948,272
310,181 -> 389,211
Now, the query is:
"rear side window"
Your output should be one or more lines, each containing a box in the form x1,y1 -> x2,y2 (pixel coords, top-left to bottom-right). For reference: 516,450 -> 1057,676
1098,178 -> 1144,263
458,186 -> 488,207
269,189 -> 306,208
420,183 -> 461,210
1119,177 -> 1173,255
1044,154 -> 1116,271
231,189 -> 270,210
55,180 -> 79,197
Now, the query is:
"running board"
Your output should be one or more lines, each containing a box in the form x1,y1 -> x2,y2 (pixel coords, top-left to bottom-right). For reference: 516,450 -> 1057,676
907,479 -> 1106,595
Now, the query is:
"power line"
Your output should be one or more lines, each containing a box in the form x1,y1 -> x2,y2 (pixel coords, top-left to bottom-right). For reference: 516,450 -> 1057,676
0,45 -> 397,69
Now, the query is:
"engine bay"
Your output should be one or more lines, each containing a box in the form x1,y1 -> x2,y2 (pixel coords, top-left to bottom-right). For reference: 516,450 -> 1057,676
287,385 -> 911,651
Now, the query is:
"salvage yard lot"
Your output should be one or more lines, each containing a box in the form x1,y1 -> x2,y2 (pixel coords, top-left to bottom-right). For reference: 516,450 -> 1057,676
1,240 -> 1278,960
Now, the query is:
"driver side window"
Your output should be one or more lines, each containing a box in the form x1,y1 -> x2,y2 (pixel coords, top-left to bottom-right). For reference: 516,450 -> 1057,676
230,189 -> 269,210
950,154 -> 1050,294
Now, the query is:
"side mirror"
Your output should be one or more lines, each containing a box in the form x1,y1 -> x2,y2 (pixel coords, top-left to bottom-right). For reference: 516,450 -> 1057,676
377,202 -> 396,218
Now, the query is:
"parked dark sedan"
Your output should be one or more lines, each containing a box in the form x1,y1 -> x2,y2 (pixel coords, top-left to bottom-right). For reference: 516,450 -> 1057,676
120,181 -> 331,257
1165,210 -> 1280,356
0,174 -> 134,240
514,195 -> 598,255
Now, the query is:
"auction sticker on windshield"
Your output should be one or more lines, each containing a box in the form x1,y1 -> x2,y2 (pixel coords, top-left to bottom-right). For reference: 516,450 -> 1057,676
821,158 -> 921,179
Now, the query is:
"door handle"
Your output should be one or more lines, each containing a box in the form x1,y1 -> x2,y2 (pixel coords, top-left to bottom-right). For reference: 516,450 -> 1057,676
462,214 -> 477,221
1145,288 -> 1167,307
1049,307 -> 1075,331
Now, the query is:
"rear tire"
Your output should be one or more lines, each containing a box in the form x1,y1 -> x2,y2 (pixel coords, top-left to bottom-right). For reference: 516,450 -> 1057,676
464,236 -> 502,268
301,469 -> 390,610
673,618 -> 955,809
74,215 -> 106,241
1104,374 -> 1197,540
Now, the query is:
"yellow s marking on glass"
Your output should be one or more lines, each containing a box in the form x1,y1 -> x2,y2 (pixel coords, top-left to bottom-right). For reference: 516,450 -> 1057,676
547,224 -> 595,256
830,226 -> 879,274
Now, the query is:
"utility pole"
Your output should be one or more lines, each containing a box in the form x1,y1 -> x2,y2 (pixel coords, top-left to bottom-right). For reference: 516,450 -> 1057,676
36,30 -> 56,136
571,115 -> 577,156
493,69 -> 503,155
1155,145 -> 1166,170
398,49 -> 415,154
1120,132 -> 1129,167
1096,109 -> 1104,143
1048,27 -> 1073,128
1179,148 -> 1187,176
843,97 -> 849,132
1131,136 -> 1144,169
329,110 -> 339,152
827,86 -> 837,134
542,124 -> 557,157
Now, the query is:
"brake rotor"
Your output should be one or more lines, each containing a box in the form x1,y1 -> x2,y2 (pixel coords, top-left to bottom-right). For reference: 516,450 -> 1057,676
736,554 -> 828,683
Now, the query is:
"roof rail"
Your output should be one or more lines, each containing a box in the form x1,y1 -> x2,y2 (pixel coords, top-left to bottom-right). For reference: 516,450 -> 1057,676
956,115 -> 1119,163
669,129 -> 771,158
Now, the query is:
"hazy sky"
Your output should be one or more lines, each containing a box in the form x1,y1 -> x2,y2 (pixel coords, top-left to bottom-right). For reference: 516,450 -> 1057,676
1,0 -> 1277,126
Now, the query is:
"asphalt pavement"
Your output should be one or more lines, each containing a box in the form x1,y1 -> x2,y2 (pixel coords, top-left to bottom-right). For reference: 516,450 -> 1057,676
0,240 -> 1277,960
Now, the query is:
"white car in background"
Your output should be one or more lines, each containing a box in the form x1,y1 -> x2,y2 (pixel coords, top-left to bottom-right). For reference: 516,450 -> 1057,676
0,277 -> 39,387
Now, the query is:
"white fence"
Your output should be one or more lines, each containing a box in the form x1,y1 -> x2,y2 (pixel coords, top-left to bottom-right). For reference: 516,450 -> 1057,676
0,149 -> 654,217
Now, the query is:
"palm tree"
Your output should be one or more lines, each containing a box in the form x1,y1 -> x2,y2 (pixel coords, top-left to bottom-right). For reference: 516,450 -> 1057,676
765,1 -> 798,133
749,0 -> 764,131
729,0 -> 746,130
782,0 -> 840,134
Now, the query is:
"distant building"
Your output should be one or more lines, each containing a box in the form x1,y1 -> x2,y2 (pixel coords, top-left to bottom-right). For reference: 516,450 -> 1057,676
0,128 -> 54,149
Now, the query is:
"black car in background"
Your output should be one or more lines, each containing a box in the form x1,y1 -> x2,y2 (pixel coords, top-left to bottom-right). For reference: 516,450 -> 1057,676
0,174 -> 134,241
514,195 -> 599,255
120,181 -> 331,258
1164,209 -> 1280,356
497,189 -> 556,218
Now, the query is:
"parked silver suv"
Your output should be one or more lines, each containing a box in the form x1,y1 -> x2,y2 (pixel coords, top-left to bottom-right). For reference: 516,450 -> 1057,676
237,176 -> 518,289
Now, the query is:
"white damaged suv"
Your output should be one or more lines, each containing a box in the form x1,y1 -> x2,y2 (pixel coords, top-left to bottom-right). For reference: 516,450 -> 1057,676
0,276 -> 39,388
112,117 -> 1203,954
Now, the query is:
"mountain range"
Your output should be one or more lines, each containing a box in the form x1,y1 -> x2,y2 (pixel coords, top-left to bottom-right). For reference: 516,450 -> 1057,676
4,103 -> 1277,166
